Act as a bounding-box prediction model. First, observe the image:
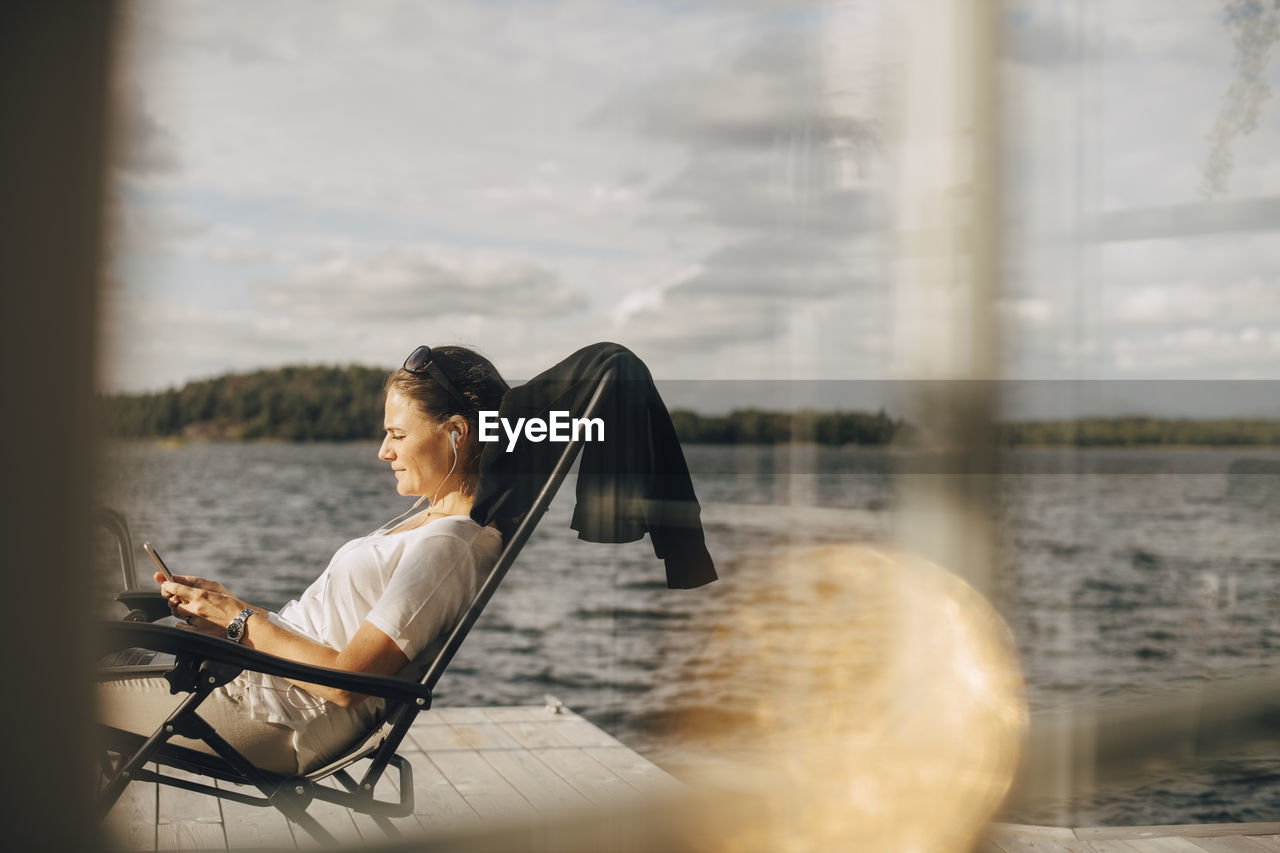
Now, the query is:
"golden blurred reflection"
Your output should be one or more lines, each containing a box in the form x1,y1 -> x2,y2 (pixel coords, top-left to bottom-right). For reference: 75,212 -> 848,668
681,545 -> 1027,853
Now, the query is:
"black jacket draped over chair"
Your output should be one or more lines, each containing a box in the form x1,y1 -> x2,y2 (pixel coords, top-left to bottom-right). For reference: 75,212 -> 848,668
471,342 -> 717,589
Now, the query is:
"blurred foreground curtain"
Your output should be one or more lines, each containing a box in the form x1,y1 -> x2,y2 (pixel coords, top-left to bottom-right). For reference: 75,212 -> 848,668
0,3 -> 115,850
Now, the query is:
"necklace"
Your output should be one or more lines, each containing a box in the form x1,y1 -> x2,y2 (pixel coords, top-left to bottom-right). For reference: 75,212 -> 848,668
369,502 -> 469,537
396,507 -> 444,532
366,496 -> 428,537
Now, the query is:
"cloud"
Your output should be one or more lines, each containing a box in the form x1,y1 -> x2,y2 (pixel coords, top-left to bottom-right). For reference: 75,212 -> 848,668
99,283 -> 293,391
202,243 -> 275,265
1001,231 -> 1280,378
120,0 -> 319,66
997,297 -> 1055,327
598,17 -> 889,249
258,245 -> 588,320
112,85 -> 181,175
612,288 -> 783,352
1106,277 -> 1280,327
676,235 -> 877,298
1108,324 -> 1280,376
594,26 -> 880,155
609,230 -> 885,360
104,0 -> 1280,391
1003,8 -> 1132,68
109,202 -> 210,254
590,15 -> 892,363
1101,232 -> 1280,290
651,153 -> 886,235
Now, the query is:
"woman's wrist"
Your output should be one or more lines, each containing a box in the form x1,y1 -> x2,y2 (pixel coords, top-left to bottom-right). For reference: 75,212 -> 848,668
214,598 -> 259,629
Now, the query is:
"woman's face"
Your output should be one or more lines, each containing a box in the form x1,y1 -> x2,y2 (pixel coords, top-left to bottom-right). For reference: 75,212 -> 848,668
378,390 -> 453,497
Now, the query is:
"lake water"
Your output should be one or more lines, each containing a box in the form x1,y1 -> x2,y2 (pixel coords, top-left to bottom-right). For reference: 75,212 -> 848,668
96,442 -> 1280,825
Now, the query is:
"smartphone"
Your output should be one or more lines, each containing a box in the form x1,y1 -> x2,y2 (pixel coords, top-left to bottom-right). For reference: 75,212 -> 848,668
142,542 -> 175,582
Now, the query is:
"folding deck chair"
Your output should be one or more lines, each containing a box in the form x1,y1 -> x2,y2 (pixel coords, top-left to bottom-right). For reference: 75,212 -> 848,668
96,368 -> 618,845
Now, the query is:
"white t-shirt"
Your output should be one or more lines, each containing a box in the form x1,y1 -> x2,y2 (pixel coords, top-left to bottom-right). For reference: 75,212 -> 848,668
223,515 -> 503,736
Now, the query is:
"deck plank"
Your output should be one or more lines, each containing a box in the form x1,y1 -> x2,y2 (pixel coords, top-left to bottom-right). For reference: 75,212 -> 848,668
426,749 -> 540,822
1189,837 -> 1280,852
347,806 -> 416,844
337,771 -> 421,844
1127,839 -> 1213,852
430,706 -> 493,725
481,747 -> 592,814
213,779 -> 296,850
1081,827 -> 1280,841
155,822 -> 227,852
494,718 -> 579,749
411,720 -> 523,752
104,767 -> 158,852
155,767 -> 226,850
550,716 -> 627,748
988,824 -> 1132,853
481,706 -> 559,723
287,779 -> 363,849
396,747 -> 482,835
530,747 -> 638,805
581,746 -> 683,795
987,832 -> 1102,852
449,721 -> 526,750
990,824 -> 1079,839
410,719 -> 475,752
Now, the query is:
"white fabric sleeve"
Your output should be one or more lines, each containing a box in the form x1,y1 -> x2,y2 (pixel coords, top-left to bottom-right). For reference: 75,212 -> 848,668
264,609 -> 325,645
363,534 -> 475,663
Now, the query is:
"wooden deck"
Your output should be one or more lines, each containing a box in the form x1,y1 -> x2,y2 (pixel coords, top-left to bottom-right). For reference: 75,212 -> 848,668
104,708 -> 1280,853
103,702 -> 682,851
984,822 -> 1280,852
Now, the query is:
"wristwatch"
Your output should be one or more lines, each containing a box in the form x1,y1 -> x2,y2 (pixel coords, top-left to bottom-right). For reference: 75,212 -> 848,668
226,608 -> 256,643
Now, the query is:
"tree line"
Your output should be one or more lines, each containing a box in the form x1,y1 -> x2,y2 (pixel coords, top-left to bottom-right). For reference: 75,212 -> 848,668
100,366 -> 1280,446
996,417 -> 1280,447
101,365 -> 391,441
669,408 -> 903,445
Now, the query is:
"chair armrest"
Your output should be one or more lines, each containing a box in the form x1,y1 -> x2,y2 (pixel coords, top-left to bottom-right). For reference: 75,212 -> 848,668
98,621 -> 432,706
115,589 -> 172,622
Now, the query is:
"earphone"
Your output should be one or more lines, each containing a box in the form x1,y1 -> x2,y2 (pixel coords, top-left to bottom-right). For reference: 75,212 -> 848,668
450,431 -> 458,448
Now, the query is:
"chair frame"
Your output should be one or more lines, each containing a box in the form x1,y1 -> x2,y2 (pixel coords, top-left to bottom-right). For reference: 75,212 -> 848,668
97,368 -> 616,845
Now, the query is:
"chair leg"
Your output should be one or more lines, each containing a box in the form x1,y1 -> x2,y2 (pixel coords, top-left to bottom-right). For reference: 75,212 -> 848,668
373,814 -> 401,838
278,800 -> 339,846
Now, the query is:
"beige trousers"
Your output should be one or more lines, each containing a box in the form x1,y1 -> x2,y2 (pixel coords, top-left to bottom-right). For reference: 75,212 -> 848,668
98,674 -> 301,775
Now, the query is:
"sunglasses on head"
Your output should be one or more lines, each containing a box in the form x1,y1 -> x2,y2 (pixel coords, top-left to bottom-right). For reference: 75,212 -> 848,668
403,345 -> 468,406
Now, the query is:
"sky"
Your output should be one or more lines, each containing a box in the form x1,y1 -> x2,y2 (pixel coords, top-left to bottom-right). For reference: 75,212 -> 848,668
102,0 -> 1280,414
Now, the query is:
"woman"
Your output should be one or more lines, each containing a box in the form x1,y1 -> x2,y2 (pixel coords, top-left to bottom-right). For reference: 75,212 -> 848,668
99,345 -> 509,774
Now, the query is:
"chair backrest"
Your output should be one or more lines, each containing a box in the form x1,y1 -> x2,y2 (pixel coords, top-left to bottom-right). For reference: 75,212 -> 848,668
96,507 -> 138,590
418,366 -> 617,691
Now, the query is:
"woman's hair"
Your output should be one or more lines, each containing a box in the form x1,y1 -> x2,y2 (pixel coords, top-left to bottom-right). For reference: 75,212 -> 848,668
385,345 -> 509,495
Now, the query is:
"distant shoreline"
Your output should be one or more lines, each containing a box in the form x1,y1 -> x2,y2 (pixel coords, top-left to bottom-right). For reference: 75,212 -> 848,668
98,366 -> 1280,448
105,436 -> 1280,450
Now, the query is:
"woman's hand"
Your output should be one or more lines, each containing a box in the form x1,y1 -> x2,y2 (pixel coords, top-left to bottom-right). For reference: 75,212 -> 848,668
154,571 -> 231,598
157,573 -> 254,636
